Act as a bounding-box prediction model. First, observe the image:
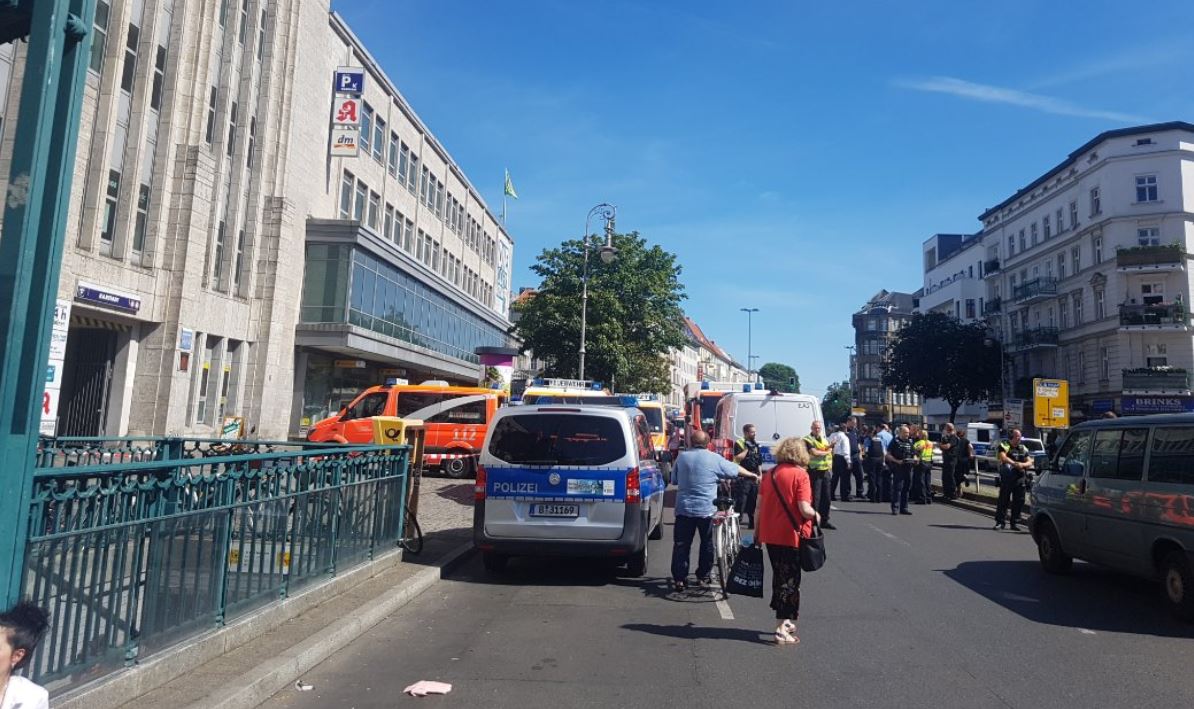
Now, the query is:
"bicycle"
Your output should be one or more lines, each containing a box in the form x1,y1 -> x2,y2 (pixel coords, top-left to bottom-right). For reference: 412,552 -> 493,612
399,503 -> 423,555
711,495 -> 742,593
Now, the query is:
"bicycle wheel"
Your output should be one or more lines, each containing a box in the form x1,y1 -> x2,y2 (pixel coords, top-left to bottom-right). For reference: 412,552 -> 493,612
713,520 -> 730,593
400,506 -> 423,555
727,513 -> 741,566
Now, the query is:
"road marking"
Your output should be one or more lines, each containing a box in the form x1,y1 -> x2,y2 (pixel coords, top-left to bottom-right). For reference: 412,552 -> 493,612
867,523 -> 912,547
715,593 -> 735,620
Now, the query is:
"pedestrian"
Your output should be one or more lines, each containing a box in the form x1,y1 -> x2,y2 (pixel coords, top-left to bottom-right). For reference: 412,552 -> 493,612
802,421 -> 836,529
876,423 -> 894,502
0,601 -> 50,709
829,424 -> 853,502
732,423 -> 763,528
755,436 -> 820,645
938,423 -> 959,499
865,426 -> 887,503
912,429 -> 934,504
670,430 -> 760,592
846,417 -> 865,500
954,428 -> 973,493
885,425 -> 916,515
994,428 -> 1032,531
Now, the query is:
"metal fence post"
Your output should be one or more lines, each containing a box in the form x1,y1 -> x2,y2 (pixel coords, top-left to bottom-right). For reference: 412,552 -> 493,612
0,0 -> 96,609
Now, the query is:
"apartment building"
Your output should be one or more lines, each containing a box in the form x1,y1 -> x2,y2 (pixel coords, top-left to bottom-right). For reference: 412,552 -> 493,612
0,1 -> 514,439
851,290 -> 924,425
683,316 -> 749,388
979,121 -> 1194,421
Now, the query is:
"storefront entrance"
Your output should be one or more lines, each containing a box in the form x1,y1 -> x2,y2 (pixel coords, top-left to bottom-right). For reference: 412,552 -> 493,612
58,327 -> 117,436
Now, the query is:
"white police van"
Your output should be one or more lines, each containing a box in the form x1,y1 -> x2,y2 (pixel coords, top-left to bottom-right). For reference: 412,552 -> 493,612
712,388 -> 823,468
473,403 -> 666,576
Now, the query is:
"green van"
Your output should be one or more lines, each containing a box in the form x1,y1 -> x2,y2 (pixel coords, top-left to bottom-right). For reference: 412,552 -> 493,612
1029,413 -> 1194,620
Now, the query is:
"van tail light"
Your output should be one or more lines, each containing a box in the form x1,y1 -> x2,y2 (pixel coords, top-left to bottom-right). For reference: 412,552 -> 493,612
475,465 -> 487,502
626,467 -> 641,503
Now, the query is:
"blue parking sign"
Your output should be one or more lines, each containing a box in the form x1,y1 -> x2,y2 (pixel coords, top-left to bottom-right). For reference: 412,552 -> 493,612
334,67 -> 364,94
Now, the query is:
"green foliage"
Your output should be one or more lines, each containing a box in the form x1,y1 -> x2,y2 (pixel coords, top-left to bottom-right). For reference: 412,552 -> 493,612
882,312 -> 1002,422
511,231 -> 686,393
758,362 -> 800,393
821,381 -> 853,424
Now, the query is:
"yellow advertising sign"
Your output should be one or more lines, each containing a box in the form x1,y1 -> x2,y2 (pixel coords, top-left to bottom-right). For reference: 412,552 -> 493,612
1033,378 -> 1070,429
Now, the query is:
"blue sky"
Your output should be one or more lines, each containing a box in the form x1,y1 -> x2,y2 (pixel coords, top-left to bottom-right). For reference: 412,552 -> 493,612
334,0 -> 1194,398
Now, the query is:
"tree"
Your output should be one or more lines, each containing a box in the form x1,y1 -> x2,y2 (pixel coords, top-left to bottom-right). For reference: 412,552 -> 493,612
511,231 -> 686,393
758,362 -> 800,393
821,381 -> 853,424
882,312 -> 1002,423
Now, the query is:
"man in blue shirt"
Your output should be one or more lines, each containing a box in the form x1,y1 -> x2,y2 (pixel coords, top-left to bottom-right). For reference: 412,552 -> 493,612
670,430 -> 758,592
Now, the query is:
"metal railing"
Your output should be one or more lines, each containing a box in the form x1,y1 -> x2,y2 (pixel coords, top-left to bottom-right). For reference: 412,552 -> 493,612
35,435 -> 333,468
1118,303 -> 1190,328
1011,327 -> 1059,350
22,438 -> 410,695
1122,367 -> 1190,392
1011,277 -> 1058,302
1115,244 -> 1186,269
983,298 -> 1002,315
983,258 -> 1000,274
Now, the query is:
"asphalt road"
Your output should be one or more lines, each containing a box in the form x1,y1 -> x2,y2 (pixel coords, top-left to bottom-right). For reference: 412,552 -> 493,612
261,499 -> 1194,709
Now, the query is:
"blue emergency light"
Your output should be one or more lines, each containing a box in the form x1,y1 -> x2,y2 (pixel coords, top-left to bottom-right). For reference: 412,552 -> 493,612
384,378 -> 399,386
742,384 -> 752,392
701,381 -> 710,390
754,381 -> 763,390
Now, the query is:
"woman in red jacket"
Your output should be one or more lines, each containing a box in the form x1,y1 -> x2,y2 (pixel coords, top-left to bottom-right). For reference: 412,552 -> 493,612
756,437 -> 820,644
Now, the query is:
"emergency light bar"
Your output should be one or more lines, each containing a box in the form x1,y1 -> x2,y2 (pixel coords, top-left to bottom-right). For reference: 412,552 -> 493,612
540,378 -> 603,390
700,381 -> 740,392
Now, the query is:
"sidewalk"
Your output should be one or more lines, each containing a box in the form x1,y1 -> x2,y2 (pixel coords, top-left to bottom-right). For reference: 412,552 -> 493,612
68,477 -> 477,709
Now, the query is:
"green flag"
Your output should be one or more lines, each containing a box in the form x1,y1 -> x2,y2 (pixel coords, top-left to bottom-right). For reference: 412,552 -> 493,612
504,169 -> 518,199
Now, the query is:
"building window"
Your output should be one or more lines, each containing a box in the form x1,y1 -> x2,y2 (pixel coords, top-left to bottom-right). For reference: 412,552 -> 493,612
398,142 -> 410,183
403,218 -> 414,251
360,103 -> 373,155
1055,207 -> 1064,233
1071,245 -> 1081,274
1073,292 -> 1083,325
1090,186 -> 1101,216
1019,229 -> 1026,253
1099,346 -> 1110,381
407,153 -> 419,193
372,116 -> 385,162
339,170 -> 354,219
1043,215 -> 1051,239
1059,298 -> 1068,329
1137,227 -> 1160,246
1094,289 -> 1105,320
233,228 -> 246,292
120,24 -> 138,93
227,101 -> 238,157
218,0 -> 228,26
213,220 -> 227,291
388,133 -> 398,177
432,241 -> 442,272
1146,343 -> 1168,368
90,0 -> 111,73
1093,236 -> 1102,263
205,86 -> 217,144
1069,200 -> 1078,230
257,9 -> 266,61
1136,174 -> 1158,202
1007,235 -> 1014,257
132,183 -> 149,253
367,191 -> 380,230
1077,351 -> 1086,383
1057,253 -> 1066,280
965,299 -> 976,319
100,170 -> 120,246
149,45 -> 166,111
238,0 -> 249,44
384,205 -> 394,242
1030,223 -> 1038,246
353,179 -> 367,222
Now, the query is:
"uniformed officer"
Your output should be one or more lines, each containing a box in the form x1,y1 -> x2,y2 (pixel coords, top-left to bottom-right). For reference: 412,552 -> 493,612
994,428 -> 1033,531
803,421 -> 836,529
733,424 -> 762,528
912,430 -> 935,504
884,425 -> 917,515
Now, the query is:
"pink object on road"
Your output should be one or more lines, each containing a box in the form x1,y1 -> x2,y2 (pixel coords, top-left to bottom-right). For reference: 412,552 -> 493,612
404,680 -> 453,697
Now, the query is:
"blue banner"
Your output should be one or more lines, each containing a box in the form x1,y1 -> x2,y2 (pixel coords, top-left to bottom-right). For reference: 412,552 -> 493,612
1121,396 -> 1194,415
75,283 -> 140,313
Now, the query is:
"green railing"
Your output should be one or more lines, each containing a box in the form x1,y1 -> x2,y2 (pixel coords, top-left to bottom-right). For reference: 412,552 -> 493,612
22,439 -> 410,695
35,435 -> 333,468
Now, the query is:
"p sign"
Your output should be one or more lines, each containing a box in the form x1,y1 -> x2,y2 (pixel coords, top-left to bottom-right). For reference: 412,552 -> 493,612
334,66 -> 364,94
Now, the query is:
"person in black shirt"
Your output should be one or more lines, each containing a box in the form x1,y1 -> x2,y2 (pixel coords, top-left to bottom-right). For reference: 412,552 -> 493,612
884,425 -> 916,515
733,424 -> 762,528
845,417 -> 864,501
938,423 -> 959,500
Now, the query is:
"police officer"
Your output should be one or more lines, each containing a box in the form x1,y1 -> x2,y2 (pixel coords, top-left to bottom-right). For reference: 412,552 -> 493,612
804,421 -> 837,529
884,425 -> 916,515
732,423 -> 762,528
912,429 -> 934,504
994,428 -> 1033,531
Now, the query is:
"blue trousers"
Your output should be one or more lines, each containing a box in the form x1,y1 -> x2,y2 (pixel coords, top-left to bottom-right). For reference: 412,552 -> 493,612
671,514 -> 713,582
891,464 -> 912,513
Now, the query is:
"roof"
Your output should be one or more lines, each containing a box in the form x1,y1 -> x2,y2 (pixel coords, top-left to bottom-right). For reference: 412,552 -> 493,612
683,316 -> 736,365
979,121 -> 1194,221
856,289 -> 918,315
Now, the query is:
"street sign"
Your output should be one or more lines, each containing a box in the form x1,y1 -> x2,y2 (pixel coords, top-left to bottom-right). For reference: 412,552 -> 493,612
329,128 -> 360,157
1004,399 -> 1025,430
333,66 -> 364,94
1033,377 -> 1069,429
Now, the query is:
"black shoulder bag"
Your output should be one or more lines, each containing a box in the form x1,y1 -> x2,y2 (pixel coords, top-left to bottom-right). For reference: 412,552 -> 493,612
770,471 -> 826,572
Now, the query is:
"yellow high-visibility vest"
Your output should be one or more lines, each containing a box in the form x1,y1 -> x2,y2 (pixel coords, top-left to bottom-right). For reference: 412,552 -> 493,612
803,435 -> 831,471
914,439 -> 934,463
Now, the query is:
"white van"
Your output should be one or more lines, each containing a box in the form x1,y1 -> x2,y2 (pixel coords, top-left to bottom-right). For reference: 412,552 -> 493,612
712,390 -> 823,468
964,422 -> 1001,468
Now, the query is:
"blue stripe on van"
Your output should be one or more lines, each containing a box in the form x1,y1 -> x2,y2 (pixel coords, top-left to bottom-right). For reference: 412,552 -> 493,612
486,466 -> 631,502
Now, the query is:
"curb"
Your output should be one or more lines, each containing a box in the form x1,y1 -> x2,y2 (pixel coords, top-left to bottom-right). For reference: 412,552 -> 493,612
195,542 -> 476,709
932,484 -> 1033,520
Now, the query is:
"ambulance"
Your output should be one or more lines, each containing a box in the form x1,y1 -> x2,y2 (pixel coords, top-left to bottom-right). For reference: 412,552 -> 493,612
683,381 -> 747,441
519,378 -> 613,405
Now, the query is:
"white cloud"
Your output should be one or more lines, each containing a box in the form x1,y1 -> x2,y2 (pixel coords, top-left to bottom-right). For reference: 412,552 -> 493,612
895,76 -> 1149,123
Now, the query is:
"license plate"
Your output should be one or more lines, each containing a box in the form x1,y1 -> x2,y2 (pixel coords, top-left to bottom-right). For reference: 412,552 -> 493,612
530,503 -> 580,518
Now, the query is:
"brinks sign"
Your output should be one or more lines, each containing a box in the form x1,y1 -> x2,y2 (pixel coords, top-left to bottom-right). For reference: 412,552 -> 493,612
333,66 -> 364,94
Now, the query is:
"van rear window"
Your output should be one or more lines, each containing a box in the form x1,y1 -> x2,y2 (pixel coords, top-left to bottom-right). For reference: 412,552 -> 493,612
489,415 -> 626,466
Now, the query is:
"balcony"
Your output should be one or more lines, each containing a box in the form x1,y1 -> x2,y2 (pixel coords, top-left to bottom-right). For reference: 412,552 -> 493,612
1122,367 -> 1191,394
1012,277 -> 1058,304
1116,244 -> 1187,272
983,298 -> 1002,316
1118,303 -> 1190,331
983,258 -> 1001,274
1010,327 -> 1059,351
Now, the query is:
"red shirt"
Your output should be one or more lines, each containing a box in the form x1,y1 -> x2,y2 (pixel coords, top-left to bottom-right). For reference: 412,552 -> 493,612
756,463 -> 814,547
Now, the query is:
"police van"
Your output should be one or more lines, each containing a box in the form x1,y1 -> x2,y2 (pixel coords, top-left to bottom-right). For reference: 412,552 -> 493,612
711,388 -> 823,468
473,403 -> 667,576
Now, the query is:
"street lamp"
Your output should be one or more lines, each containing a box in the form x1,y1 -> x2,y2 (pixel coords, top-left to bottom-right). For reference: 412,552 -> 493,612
741,307 -> 758,383
579,203 -> 617,381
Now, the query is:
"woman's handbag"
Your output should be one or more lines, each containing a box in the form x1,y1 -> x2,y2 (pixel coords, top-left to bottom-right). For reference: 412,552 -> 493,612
724,544 -> 765,597
770,471 -> 827,572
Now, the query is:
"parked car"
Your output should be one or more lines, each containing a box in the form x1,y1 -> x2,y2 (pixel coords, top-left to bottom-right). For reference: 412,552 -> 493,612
1029,413 -> 1194,620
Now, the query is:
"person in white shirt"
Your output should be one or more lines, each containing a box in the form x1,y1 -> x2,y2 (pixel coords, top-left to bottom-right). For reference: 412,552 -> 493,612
1,602 -> 50,709
828,424 -> 854,502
